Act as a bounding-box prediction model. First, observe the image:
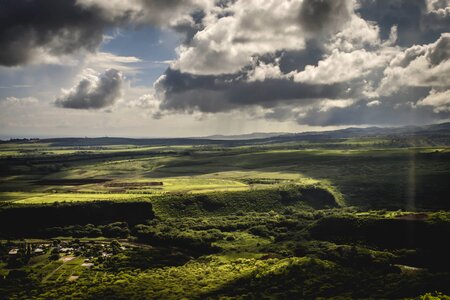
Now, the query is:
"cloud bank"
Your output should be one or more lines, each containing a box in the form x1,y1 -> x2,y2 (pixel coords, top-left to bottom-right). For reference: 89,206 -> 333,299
1,0 -> 450,127
151,0 -> 450,126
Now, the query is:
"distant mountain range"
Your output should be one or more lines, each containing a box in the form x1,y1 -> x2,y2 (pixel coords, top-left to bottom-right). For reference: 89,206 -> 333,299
2,122 -> 450,146
199,132 -> 290,140
198,122 -> 450,142
265,121 -> 450,140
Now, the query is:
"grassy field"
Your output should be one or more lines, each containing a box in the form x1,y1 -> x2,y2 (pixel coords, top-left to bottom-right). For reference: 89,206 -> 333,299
12,193 -> 151,204
1,140 -> 449,209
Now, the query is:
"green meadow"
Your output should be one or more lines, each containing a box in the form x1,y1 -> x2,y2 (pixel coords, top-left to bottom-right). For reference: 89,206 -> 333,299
1,141 -> 449,209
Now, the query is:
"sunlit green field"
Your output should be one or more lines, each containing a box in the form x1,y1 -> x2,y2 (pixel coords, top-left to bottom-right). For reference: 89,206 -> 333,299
1,139 -> 449,209
12,193 -> 150,204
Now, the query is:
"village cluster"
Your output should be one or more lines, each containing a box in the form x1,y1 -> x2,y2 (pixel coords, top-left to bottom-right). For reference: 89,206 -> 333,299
1,239 -> 126,271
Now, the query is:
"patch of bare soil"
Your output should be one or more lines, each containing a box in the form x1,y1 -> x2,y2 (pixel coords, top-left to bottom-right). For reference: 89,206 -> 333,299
60,256 -> 75,262
68,275 -> 79,282
105,181 -> 163,188
395,213 -> 428,221
35,179 -> 111,186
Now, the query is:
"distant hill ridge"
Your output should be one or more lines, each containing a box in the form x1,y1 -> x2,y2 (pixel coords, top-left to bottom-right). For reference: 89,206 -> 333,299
199,132 -> 289,140
2,122 -> 450,146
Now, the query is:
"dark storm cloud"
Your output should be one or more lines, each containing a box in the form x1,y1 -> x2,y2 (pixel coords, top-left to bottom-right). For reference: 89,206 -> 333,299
0,0 -> 111,66
55,69 -> 123,109
295,100 -> 449,126
262,86 -> 435,125
278,50 -> 324,74
299,0 -> 353,36
171,10 -> 207,44
156,68 -> 361,113
422,0 -> 450,31
259,42 -> 325,74
356,0 -> 449,46
0,0 -> 205,66
292,86 -> 450,126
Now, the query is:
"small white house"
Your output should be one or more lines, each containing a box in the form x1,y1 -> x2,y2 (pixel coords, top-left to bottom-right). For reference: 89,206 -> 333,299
34,248 -> 44,254
81,262 -> 94,268
8,249 -> 19,255
60,247 -> 74,253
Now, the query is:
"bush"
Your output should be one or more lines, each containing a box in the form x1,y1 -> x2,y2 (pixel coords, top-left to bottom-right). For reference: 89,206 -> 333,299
49,253 -> 60,261
248,225 -> 271,238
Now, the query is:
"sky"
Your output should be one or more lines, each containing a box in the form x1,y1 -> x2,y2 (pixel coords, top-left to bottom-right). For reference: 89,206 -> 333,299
0,0 -> 449,138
